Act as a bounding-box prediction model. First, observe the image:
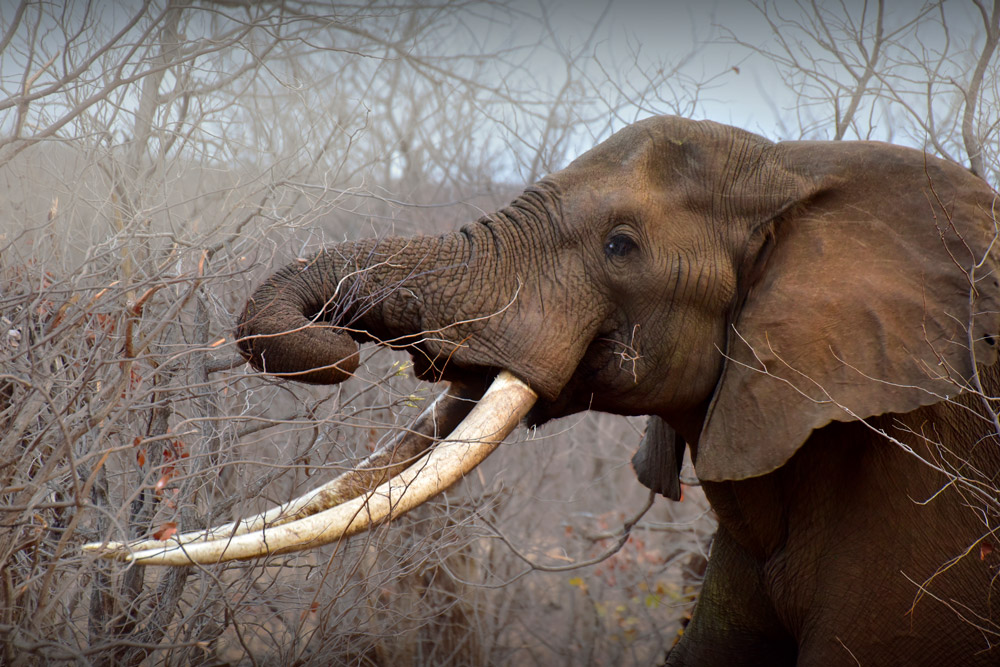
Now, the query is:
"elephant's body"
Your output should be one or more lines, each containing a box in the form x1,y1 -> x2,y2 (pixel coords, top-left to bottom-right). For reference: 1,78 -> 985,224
237,116 -> 1000,664
676,373 -> 1000,665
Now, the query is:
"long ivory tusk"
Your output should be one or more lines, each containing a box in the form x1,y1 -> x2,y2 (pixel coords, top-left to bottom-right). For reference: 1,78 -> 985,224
83,384 -> 477,557
92,372 -> 536,565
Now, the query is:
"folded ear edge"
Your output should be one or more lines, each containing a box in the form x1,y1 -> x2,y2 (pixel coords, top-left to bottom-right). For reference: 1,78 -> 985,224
694,142 -> 1000,483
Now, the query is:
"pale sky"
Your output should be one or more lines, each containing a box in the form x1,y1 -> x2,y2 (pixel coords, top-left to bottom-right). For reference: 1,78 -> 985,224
479,0 -> 800,136
473,0 -> 982,148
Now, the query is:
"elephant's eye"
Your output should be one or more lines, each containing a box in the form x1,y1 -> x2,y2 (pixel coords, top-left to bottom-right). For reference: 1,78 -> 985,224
605,233 -> 637,259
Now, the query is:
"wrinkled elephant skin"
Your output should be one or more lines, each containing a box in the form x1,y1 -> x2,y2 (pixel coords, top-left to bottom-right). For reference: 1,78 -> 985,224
237,116 -> 1000,665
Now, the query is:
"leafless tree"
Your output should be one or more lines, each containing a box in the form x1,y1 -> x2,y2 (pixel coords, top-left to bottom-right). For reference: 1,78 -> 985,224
729,0 -> 999,185
4,0 -> 994,664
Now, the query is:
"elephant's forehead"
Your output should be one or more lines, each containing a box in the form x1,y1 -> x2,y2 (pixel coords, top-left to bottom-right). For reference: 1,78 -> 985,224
557,123 -> 707,200
551,166 -> 663,222
552,149 -> 692,224
554,147 -> 670,209
565,130 -> 667,179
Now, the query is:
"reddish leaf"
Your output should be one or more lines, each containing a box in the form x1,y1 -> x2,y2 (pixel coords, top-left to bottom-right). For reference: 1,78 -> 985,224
153,522 -> 177,541
172,440 -> 188,458
154,465 -> 175,494
300,601 -> 321,622
981,541 -> 994,561
163,440 -> 188,463
136,448 -> 145,466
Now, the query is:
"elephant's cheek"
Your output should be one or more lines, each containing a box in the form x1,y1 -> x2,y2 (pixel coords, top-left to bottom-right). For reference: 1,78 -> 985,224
405,312 -> 596,402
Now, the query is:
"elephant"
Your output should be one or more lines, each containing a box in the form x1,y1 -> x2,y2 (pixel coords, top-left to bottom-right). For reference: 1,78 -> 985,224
89,116 -> 1000,665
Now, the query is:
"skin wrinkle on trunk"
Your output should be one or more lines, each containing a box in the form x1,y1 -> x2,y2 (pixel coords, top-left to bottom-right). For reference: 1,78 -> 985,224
239,237 -> 447,383
238,229 -> 535,387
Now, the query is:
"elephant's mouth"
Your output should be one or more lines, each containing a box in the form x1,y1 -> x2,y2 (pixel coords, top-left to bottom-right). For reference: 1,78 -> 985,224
408,334 -> 574,407
82,371 -> 537,565
409,356 -> 560,427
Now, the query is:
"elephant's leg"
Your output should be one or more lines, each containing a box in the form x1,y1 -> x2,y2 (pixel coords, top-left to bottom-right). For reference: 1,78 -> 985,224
665,527 -> 796,666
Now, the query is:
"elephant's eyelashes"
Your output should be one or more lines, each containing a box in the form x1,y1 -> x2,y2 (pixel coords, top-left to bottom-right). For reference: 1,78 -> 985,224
605,233 -> 638,258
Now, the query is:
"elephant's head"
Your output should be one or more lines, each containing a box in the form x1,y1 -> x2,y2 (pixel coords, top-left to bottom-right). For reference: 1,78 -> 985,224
86,116 -> 1000,563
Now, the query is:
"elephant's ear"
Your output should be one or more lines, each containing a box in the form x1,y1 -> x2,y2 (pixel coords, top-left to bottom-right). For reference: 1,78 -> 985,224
696,146 -> 1000,482
632,416 -> 686,500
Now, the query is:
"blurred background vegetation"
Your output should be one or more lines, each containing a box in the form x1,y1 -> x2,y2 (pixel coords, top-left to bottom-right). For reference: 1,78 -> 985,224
0,1 -> 996,664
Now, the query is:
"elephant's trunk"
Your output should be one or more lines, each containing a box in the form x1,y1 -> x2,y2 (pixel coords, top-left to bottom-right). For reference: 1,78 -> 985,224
236,234 -> 472,384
